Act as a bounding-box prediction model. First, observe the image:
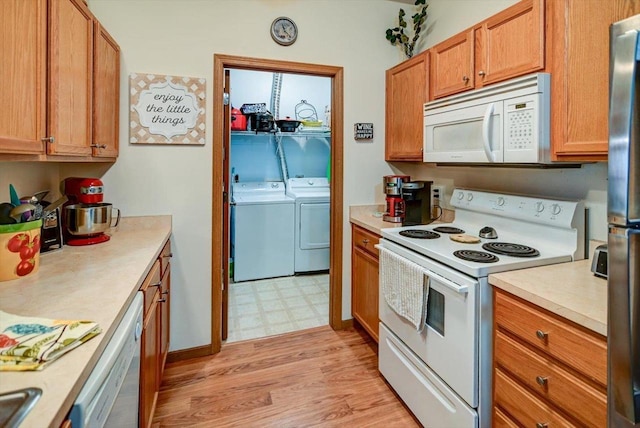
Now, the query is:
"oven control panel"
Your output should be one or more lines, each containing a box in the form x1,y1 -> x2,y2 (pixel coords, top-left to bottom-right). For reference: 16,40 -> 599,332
450,188 -> 584,227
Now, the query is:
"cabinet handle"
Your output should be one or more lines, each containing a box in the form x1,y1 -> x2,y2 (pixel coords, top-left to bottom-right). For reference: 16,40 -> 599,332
462,75 -> 470,83
151,281 -> 162,287
536,330 -> 548,340
536,376 -> 548,387
42,136 -> 55,144
478,70 -> 486,77
536,423 -> 549,428
362,239 -> 369,245
162,290 -> 169,295
91,144 -> 107,149
162,252 -> 173,258
158,298 -> 167,303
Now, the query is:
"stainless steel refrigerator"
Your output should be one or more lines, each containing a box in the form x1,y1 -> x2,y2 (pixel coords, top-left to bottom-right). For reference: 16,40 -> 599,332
609,13 -> 640,428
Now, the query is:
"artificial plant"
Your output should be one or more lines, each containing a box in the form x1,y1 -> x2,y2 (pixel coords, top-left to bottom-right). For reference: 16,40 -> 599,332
385,0 -> 428,59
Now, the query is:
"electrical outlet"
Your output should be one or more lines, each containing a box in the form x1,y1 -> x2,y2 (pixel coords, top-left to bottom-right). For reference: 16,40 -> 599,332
431,185 -> 445,219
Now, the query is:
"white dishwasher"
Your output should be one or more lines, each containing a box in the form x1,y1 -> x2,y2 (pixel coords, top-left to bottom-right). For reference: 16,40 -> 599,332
70,292 -> 143,427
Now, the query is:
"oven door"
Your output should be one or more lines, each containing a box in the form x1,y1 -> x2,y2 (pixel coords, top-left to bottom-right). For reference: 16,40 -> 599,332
378,240 -> 480,407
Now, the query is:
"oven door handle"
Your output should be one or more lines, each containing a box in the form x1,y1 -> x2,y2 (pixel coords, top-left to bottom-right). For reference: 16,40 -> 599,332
424,271 -> 469,294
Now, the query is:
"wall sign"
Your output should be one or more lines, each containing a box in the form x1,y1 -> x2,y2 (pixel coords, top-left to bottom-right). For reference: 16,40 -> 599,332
354,123 -> 374,141
130,73 -> 206,145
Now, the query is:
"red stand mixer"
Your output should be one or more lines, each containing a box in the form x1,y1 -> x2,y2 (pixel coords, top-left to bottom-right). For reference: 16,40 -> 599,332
61,177 -> 120,246
383,175 -> 410,223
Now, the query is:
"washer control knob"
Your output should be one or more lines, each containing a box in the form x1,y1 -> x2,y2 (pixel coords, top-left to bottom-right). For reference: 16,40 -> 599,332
497,197 -> 505,206
535,202 -> 545,213
308,180 -> 314,185
467,193 -> 473,201
457,191 -> 465,200
551,204 -> 562,215
271,182 -> 279,188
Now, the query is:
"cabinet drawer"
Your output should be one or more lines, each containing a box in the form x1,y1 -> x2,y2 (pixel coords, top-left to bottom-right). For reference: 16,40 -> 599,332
495,330 -> 606,427
493,407 -> 518,428
352,225 -> 379,258
140,260 -> 161,316
494,367 -> 575,427
159,239 -> 172,278
495,290 -> 606,386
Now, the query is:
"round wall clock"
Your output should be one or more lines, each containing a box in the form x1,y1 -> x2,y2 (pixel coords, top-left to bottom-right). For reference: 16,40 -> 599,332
271,17 -> 298,46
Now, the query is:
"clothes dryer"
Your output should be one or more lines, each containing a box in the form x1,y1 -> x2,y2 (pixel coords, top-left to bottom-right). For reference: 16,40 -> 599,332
285,178 -> 330,273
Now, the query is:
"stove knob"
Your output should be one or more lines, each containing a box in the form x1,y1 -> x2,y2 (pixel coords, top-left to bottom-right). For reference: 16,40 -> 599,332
456,191 -> 465,200
497,197 -> 505,207
308,180 -> 314,185
467,193 -> 473,201
535,201 -> 545,213
551,204 -> 562,215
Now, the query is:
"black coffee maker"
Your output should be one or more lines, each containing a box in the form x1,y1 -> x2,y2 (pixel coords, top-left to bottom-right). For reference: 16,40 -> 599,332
401,181 -> 433,226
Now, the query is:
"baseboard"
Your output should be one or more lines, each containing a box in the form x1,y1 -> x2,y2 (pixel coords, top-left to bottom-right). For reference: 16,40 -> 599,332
166,344 -> 212,363
340,319 -> 354,329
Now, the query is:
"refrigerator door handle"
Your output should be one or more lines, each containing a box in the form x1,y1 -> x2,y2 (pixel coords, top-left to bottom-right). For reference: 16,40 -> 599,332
609,227 -> 640,424
609,27 -> 640,227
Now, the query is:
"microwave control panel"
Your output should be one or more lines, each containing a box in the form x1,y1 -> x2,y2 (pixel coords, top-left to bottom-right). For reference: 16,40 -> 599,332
505,99 -> 536,151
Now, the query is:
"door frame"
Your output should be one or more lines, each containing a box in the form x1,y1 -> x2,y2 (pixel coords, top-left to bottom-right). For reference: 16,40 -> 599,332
211,54 -> 344,353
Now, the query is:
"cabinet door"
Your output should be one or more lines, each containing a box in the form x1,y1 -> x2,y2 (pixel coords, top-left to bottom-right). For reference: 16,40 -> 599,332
93,22 -> 120,158
159,263 -> 170,381
430,30 -> 474,99
0,0 -> 46,154
385,51 -> 429,161
140,297 -> 160,428
548,0 -> 640,160
48,0 -> 93,156
475,0 -> 544,87
352,246 -> 379,342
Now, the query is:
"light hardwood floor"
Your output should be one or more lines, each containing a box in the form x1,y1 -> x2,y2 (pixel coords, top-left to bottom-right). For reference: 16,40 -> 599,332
153,325 -> 420,427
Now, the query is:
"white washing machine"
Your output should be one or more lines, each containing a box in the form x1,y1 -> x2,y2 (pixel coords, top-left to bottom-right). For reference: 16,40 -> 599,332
285,177 -> 330,273
231,182 -> 295,282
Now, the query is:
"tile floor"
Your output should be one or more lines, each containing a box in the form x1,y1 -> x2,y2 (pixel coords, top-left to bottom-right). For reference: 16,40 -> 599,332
226,273 -> 329,343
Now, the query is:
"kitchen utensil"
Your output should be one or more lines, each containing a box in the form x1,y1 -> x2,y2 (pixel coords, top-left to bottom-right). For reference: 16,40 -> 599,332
231,107 -> 247,131
247,112 -> 276,132
62,178 -> 104,204
479,226 -> 498,239
240,103 -> 267,115
276,118 -> 301,132
9,184 -> 20,207
9,204 -> 36,223
64,203 -> 120,246
0,203 -> 16,225
44,196 -> 68,215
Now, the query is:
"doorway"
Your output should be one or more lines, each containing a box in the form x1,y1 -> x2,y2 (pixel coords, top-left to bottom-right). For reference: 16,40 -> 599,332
211,54 -> 344,353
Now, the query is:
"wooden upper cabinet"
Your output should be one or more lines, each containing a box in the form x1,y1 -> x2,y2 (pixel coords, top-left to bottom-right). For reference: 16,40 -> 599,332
385,51 -> 429,161
475,0 -> 544,88
93,22 -> 120,158
430,30 -> 474,99
430,0 -> 544,99
47,0 -> 94,157
0,0 -> 47,154
547,0 -> 640,161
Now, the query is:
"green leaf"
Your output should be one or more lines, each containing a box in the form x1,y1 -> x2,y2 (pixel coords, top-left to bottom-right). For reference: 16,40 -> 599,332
386,29 -> 392,36
401,34 -> 409,43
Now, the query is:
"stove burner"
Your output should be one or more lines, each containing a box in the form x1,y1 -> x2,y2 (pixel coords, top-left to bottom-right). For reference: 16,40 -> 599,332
433,226 -> 465,234
482,242 -> 540,258
399,229 -> 441,239
453,250 -> 499,263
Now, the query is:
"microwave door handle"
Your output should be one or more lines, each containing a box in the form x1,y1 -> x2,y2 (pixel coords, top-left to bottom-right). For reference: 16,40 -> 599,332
482,103 -> 495,162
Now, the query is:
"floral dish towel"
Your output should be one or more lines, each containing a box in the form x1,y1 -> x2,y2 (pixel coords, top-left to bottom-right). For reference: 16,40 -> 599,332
0,310 -> 101,371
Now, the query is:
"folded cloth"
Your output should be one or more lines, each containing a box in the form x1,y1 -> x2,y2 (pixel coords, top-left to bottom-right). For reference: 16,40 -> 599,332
379,247 -> 430,332
0,310 -> 101,371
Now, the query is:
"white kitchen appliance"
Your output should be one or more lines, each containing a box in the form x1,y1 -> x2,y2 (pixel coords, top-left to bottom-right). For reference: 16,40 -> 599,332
424,73 -> 551,164
231,182 -> 295,282
377,188 -> 585,427
70,292 -> 143,427
286,177 -> 330,273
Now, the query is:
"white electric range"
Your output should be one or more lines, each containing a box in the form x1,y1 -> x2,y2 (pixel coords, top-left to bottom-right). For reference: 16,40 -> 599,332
377,188 -> 585,427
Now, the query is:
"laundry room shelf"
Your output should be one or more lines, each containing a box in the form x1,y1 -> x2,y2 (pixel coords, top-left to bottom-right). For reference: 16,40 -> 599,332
231,131 -> 331,138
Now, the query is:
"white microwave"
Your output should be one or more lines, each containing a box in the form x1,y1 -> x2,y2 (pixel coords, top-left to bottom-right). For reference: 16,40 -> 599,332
424,73 -> 551,164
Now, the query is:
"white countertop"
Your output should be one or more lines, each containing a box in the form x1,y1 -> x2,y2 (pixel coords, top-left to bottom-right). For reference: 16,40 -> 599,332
0,215 -> 171,428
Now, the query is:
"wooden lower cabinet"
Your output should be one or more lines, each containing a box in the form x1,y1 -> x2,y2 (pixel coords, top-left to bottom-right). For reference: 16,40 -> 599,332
351,224 -> 380,342
139,239 -> 172,428
493,288 -> 607,427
